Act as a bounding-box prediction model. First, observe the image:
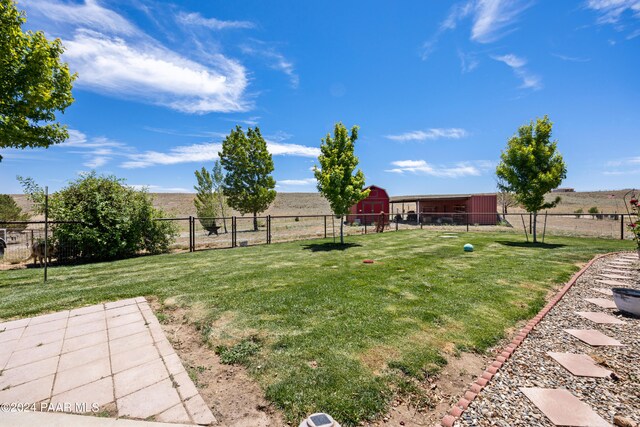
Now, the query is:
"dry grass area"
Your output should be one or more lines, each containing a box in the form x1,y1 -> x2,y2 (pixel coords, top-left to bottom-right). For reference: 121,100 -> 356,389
12,189 -> 634,219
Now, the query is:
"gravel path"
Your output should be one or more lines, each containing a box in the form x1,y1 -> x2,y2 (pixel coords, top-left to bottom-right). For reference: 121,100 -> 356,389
455,252 -> 640,427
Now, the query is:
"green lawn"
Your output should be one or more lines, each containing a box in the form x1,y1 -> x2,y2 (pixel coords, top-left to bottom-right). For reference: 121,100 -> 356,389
0,230 -> 632,425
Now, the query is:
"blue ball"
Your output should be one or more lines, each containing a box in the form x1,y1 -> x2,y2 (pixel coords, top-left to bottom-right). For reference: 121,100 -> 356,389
463,243 -> 474,252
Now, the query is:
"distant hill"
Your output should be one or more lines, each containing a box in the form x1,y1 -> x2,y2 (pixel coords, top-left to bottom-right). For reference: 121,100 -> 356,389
10,189 -> 635,219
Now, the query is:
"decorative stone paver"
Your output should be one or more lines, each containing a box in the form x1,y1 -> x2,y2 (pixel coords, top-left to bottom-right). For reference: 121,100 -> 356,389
0,298 -> 216,425
591,287 -> 614,296
575,311 -> 626,324
595,279 -> 629,287
546,352 -> 612,378
601,269 -> 633,275
564,329 -> 624,346
520,388 -> 610,427
452,253 -> 639,427
584,297 -> 617,309
600,273 -> 634,280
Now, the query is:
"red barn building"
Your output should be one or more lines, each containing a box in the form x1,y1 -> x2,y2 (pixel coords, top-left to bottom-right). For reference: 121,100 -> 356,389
348,185 -> 390,225
389,193 -> 497,225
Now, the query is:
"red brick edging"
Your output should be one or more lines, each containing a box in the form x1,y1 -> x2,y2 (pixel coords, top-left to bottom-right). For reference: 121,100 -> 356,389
439,251 -> 625,427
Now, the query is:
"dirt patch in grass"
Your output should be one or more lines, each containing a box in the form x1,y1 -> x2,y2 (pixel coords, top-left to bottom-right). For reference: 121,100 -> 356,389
360,346 -> 402,375
150,302 -> 285,427
364,351 -> 488,426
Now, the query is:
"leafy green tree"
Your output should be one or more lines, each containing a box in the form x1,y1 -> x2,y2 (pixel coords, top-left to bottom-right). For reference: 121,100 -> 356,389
314,122 -> 369,244
19,173 -> 177,261
194,167 -> 219,235
212,160 -> 229,233
0,194 -> 29,230
0,0 -> 76,162
219,126 -> 276,231
496,115 -> 567,242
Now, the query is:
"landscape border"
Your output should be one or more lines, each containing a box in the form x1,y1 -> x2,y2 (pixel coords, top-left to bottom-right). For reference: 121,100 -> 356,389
439,251 -> 628,427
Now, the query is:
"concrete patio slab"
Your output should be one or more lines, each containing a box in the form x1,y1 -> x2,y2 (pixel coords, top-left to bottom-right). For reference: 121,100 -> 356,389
0,298 -> 216,425
0,410 -> 193,427
520,388 -> 610,426
547,352 -> 612,378
564,329 -> 624,346
575,311 -> 625,324
590,287 -> 613,296
584,298 -> 617,309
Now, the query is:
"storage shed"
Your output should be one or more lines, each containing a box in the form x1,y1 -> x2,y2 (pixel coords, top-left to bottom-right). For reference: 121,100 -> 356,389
389,193 -> 497,225
349,185 -> 390,225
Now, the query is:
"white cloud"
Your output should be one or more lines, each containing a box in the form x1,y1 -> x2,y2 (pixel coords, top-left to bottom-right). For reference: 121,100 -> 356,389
24,1 -> 251,114
385,128 -> 468,142
57,129 -> 130,168
386,160 -> 493,178
26,0 -> 136,36
177,12 -> 255,30
278,178 -> 317,186
586,0 -> 640,24
64,30 -> 249,113
241,42 -> 299,88
121,141 -> 319,169
471,0 -> 531,43
422,0 -> 530,59
492,54 -> 542,90
552,53 -> 591,62
386,160 -> 482,178
458,50 -> 480,73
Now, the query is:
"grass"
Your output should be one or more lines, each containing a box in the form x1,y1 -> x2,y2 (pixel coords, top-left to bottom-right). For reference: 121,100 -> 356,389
0,230 -> 632,425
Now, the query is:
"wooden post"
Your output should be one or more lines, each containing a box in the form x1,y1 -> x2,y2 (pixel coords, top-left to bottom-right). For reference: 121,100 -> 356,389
364,218 -> 367,234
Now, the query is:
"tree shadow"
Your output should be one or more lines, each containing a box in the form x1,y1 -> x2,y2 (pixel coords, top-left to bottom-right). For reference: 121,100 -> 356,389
302,242 -> 362,252
495,240 -> 566,249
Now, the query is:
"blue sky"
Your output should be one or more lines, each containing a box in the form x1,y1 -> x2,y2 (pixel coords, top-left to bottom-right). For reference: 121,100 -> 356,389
1,0 -> 639,195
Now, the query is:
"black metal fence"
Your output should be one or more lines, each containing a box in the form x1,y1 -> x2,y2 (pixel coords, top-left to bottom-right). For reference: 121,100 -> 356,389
1,212 -> 637,270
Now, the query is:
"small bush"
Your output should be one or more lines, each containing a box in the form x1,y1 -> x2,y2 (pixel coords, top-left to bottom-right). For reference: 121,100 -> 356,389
574,208 -> 583,218
215,337 -> 261,365
20,173 -> 178,261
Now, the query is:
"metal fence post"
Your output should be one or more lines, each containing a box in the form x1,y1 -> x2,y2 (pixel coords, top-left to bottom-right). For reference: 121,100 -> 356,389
188,216 -> 193,252
267,215 -> 271,244
232,216 -> 236,248
44,186 -> 48,282
395,216 -> 398,231
621,214 -> 624,240
324,216 -> 327,238
364,218 -> 367,234
466,212 -> 469,232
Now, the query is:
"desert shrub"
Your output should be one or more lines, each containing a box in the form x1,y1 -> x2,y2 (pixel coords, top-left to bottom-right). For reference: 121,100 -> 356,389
574,208 -> 583,218
20,172 -> 177,261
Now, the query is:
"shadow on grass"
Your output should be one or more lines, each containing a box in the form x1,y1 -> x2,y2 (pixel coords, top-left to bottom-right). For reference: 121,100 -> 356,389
496,241 -> 566,249
302,242 -> 362,252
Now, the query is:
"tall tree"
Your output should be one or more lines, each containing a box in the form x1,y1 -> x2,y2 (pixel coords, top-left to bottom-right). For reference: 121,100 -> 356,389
314,122 -> 369,244
0,194 -> 29,231
0,0 -> 76,162
194,167 -> 219,235
219,126 -> 276,231
212,160 -> 228,233
496,115 -> 567,242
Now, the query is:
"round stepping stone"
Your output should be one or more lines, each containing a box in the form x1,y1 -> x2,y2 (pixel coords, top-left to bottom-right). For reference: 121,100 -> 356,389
547,352 -> 612,378
520,388 -> 610,427
575,311 -> 625,324
584,298 -> 617,309
564,329 -> 624,346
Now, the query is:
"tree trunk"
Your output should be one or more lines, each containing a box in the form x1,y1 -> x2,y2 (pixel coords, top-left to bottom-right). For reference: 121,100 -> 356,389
219,198 -> 227,233
340,216 -> 344,244
532,211 -> 538,243
253,212 -> 258,232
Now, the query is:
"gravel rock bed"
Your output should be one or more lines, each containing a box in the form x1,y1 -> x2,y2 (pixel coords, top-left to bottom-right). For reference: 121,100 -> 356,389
455,252 -> 640,427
